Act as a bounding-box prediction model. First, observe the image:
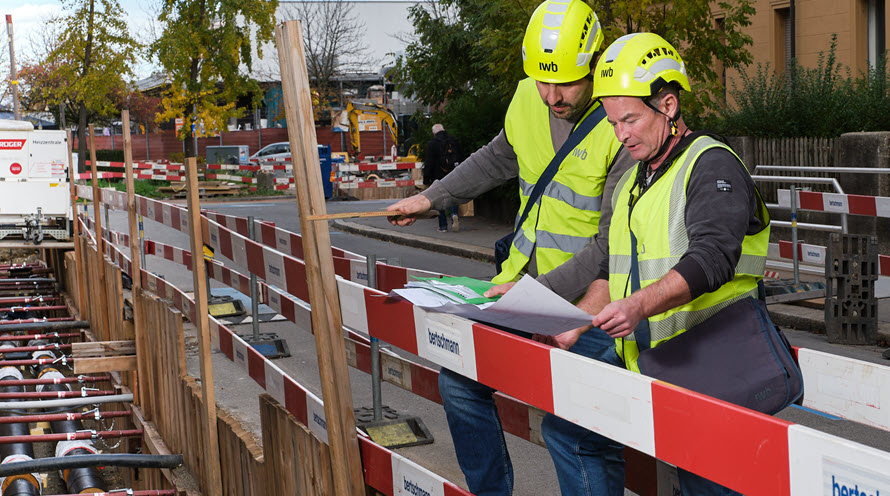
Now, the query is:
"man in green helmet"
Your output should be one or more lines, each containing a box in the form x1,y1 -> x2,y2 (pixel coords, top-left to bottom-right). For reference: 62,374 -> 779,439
386,1 -> 634,494
534,32 -> 775,495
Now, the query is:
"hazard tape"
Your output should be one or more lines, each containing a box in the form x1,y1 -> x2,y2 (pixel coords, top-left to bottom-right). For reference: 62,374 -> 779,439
84,160 -> 177,170
778,189 -> 890,218
77,172 -> 189,181
336,179 -> 422,189
81,189 -> 890,495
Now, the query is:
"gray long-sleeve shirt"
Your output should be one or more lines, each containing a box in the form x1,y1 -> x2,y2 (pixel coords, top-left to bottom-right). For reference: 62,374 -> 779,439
421,111 -> 635,301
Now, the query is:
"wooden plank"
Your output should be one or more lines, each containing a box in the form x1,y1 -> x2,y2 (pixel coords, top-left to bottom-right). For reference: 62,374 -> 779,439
68,131 -> 89,321
305,210 -> 397,221
73,355 -> 137,373
123,109 -> 150,411
184,156 -> 223,494
306,210 -> 434,221
131,405 -> 201,495
88,124 -> 111,341
72,340 -> 136,357
276,20 -> 364,495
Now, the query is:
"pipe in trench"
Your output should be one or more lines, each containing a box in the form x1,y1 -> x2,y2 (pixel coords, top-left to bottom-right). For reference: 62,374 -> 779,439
0,367 -> 41,496
0,454 -> 184,477
0,322 -> 87,332
33,347 -> 108,494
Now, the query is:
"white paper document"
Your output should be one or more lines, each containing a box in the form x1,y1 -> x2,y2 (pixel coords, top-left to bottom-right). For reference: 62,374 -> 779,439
392,274 -> 593,336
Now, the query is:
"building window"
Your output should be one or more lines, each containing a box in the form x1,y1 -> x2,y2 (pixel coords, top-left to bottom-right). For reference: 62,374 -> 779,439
867,0 -> 886,67
774,7 -> 793,77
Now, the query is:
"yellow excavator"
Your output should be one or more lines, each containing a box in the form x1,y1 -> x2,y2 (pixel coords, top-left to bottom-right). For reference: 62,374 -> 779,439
344,101 -> 399,158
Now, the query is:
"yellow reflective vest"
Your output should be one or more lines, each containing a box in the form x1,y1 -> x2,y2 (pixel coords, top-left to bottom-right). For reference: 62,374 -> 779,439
608,136 -> 770,372
493,78 -> 623,284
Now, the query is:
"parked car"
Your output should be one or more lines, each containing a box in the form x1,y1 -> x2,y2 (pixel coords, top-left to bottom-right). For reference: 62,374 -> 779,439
250,142 -> 291,162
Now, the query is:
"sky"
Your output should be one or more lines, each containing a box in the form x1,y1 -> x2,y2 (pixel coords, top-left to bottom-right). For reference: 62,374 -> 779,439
1,0 -> 419,81
2,0 -> 157,77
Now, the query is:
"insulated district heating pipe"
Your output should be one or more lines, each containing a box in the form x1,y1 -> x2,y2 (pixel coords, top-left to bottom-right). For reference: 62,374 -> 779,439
0,367 -> 40,496
33,345 -> 107,493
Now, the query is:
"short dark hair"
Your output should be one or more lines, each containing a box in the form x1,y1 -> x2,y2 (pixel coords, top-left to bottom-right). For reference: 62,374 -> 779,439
646,81 -> 681,110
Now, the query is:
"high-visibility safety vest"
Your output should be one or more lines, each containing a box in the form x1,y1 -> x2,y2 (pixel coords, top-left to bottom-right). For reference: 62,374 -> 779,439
493,78 -> 623,284
608,136 -> 770,372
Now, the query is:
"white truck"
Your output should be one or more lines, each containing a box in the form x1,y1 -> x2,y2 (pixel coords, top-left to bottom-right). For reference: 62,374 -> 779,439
0,120 -> 72,244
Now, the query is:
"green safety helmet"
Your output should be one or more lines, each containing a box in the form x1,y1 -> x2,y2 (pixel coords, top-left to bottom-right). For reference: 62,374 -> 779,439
522,0 -> 605,83
592,32 -> 691,99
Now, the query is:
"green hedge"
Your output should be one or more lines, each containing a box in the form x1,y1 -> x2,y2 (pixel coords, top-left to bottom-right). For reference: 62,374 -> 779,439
95,149 -> 125,162
710,36 -> 890,138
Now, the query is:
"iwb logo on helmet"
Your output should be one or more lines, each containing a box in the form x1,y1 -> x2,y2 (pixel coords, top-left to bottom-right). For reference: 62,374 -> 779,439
539,61 -> 558,72
600,67 -> 613,78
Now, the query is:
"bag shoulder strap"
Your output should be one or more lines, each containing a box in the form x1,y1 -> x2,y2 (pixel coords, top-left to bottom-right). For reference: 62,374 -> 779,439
512,103 -> 606,235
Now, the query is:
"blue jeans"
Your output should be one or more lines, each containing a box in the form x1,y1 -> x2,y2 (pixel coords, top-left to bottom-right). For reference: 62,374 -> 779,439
439,328 -> 744,496
438,329 -> 617,496
438,206 -> 459,230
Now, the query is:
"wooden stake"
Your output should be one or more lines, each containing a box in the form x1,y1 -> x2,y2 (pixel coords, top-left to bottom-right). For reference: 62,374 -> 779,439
67,131 -> 88,319
122,110 -> 149,410
88,124 -> 111,341
276,21 -> 364,495
304,210 -> 427,221
184,156 -> 222,494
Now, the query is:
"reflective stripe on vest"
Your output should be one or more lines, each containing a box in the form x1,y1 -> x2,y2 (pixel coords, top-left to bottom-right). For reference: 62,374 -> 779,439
608,136 -> 770,372
494,77 -> 622,284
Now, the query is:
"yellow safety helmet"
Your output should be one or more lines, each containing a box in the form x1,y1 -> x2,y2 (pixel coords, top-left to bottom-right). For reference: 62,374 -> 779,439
592,32 -> 691,99
522,0 -> 605,83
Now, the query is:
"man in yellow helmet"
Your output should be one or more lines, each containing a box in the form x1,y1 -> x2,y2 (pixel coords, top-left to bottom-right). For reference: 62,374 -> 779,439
538,32 -> 773,495
386,1 -> 634,494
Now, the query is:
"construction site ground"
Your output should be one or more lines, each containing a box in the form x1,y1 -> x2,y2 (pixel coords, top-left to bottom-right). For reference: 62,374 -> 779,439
93,196 -> 890,496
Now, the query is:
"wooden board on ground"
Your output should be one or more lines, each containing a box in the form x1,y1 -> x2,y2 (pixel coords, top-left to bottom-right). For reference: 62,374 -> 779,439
159,181 -> 248,198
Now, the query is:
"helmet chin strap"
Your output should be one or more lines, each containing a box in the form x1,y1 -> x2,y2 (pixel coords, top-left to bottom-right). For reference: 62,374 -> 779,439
640,98 -> 682,169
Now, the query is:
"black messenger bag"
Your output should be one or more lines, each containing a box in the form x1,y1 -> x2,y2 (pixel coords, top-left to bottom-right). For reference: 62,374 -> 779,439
637,296 -> 804,414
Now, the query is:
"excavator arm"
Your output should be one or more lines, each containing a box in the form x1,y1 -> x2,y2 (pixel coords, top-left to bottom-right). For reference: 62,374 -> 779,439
345,101 -> 398,156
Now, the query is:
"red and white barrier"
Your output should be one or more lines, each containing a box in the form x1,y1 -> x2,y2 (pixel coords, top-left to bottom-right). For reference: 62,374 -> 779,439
80,186 -> 890,496
335,162 -> 422,172
85,218 -> 473,496
772,240 -> 890,277
778,189 -> 890,218
336,179 -> 423,189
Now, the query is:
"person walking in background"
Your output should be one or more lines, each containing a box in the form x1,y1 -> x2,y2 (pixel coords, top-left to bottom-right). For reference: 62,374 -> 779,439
424,123 -> 464,231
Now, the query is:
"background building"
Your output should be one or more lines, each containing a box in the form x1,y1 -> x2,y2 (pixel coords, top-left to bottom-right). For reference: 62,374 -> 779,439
726,0 -> 888,85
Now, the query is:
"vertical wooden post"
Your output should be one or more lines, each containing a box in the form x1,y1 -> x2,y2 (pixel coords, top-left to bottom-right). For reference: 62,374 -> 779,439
88,124 -> 111,340
122,110 -> 148,410
184,157 -> 222,493
67,131 -> 88,318
275,21 -> 364,495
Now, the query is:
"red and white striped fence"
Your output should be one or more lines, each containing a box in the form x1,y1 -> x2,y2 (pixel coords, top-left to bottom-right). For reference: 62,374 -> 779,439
778,189 -> 890,218
80,185 -> 890,496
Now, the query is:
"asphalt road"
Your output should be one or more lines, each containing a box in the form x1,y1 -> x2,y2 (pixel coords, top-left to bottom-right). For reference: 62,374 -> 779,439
96,196 -> 890,496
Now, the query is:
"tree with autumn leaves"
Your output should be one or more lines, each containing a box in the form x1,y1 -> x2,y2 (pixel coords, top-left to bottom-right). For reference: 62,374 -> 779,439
36,0 -> 140,170
392,0 -> 756,151
151,0 -> 279,158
